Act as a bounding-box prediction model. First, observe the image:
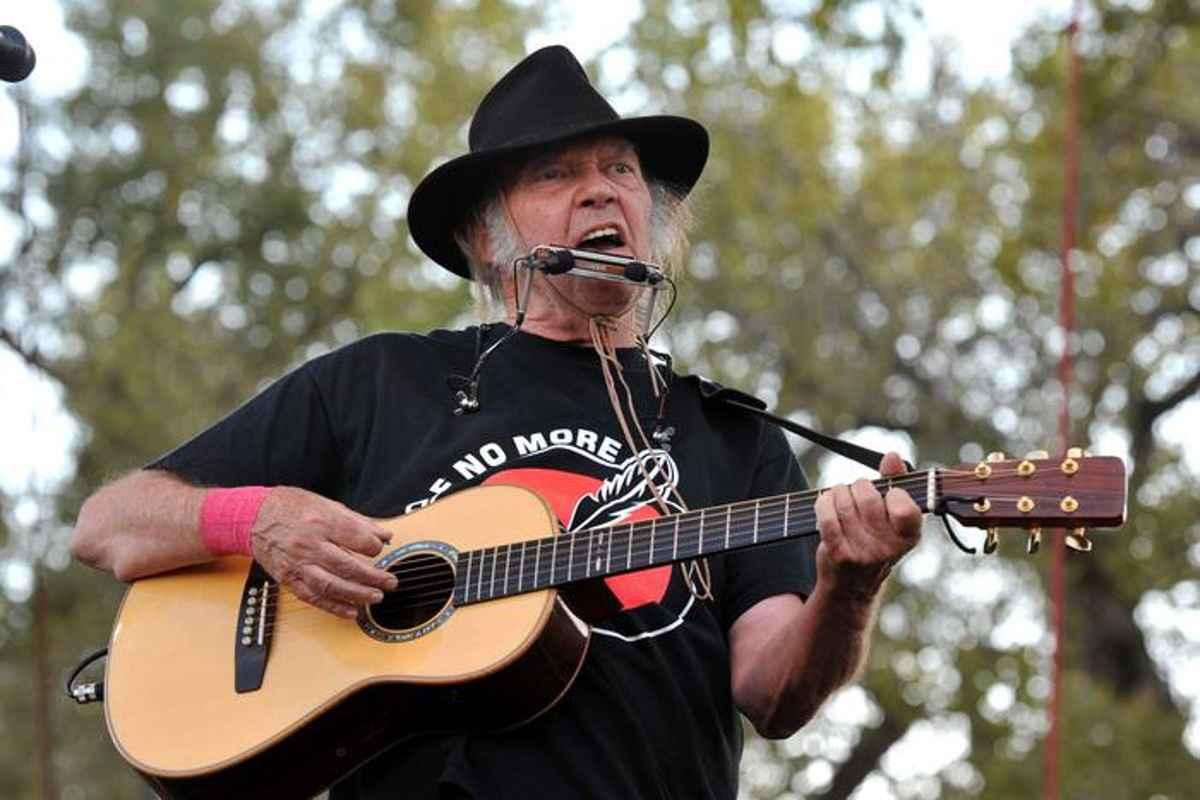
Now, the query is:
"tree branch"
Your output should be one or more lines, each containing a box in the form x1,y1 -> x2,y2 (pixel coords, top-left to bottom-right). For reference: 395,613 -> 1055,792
816,711 -> 907,799
1139,367 -> 1200,427
0,327 -> 67,385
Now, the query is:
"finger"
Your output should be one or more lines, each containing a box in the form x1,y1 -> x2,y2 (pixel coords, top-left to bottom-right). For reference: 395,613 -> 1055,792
301,563 -> 385,608
851,478 -> 889,532
831,485 -> 859,538
327,512 -> 392,557
885,488 -> 924,542
814,489 -> 844,547
286,576 -> 361,619
879,451 -> 906,478
320,542 -> 399,592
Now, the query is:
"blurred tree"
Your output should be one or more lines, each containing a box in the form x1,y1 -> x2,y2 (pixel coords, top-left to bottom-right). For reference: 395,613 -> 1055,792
616,0 -> 1199,797
0,0 -> 539,795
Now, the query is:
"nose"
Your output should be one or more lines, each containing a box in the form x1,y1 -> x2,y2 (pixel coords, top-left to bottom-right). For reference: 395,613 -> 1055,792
576,163 -> 616,208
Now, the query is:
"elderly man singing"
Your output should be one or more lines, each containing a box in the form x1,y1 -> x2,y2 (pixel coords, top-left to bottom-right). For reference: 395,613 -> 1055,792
72,46 -> 921,799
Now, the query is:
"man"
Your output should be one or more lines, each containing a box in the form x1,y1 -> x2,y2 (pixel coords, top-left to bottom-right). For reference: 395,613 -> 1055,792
71,46 -> 921,798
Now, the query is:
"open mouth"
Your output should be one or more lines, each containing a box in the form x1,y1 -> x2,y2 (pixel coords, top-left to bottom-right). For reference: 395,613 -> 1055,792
575,226 -> 626,251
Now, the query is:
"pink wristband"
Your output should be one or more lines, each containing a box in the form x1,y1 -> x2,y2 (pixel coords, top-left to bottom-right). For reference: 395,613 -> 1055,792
199,486 -> 272,556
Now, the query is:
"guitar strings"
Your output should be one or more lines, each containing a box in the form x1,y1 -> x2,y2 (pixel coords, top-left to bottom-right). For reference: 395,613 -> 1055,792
332,467 -> 1077,593
310,486 -> 1084,607
399,499 -> 1089,605
270,472 -> 944,609
268,472 -> 1088,604
254,465 -> 1101,622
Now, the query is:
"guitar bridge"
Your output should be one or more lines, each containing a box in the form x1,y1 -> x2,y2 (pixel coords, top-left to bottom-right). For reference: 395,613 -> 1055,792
234,562 -> 276,693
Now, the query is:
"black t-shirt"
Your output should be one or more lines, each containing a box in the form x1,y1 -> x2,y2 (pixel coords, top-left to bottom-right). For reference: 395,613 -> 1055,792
151,325 -> 818,799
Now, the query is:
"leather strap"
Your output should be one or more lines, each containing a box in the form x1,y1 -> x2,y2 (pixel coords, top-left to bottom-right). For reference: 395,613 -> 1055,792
689,376 -> 912,473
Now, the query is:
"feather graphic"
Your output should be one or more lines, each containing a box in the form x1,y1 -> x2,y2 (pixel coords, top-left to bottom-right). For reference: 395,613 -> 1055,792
567,449 -> 682,531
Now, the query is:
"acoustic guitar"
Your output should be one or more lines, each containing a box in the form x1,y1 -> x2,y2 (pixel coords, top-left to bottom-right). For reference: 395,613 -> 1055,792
103,451 -> 1125,798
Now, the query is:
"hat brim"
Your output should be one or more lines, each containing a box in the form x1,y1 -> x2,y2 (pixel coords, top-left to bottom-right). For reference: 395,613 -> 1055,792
407,115 -> 709,279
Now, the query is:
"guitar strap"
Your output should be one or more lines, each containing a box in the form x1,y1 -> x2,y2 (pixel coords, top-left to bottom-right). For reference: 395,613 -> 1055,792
691,377 -> 974,554
687,376 -> 910,472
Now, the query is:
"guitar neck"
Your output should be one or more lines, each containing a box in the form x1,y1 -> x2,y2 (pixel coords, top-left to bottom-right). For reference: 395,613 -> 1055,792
453,469 -> 938,606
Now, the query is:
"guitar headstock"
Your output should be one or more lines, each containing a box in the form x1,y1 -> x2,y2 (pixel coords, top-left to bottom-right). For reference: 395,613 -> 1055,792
939,448 -> 1127,555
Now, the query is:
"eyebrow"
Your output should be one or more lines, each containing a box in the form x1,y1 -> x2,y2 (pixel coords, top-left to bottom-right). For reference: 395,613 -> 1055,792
527,140 -> 638,169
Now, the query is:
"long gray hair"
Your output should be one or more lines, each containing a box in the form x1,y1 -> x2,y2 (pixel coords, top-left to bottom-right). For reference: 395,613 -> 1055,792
453,179 -> 695,321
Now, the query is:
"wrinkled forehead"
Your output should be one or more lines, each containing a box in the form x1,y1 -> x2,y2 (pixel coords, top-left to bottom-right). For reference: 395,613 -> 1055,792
503,135 -> 641,182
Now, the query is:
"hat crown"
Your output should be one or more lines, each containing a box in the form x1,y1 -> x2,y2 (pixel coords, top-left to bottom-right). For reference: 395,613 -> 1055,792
469,46 -> 619,153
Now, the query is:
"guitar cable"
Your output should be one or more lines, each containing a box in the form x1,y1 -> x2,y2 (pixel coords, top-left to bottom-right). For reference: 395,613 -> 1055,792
65,646 -> 107,704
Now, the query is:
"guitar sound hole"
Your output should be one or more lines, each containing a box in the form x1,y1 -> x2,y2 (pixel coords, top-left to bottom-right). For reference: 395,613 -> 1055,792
367,552 -> 455,632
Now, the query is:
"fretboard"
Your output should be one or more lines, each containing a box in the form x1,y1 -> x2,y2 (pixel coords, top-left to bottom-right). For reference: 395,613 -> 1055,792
452,469 -> 937,606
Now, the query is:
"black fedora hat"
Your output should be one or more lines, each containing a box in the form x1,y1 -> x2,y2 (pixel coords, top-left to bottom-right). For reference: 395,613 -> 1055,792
407,45 -> 709,279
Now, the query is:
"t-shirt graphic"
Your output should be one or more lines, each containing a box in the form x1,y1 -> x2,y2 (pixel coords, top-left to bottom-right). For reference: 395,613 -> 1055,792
482,448 -> 685,612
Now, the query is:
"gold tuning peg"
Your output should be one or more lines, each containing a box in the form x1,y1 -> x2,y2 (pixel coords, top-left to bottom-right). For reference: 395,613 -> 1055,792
984,527 -> 1000,554
1066,447 -> 1084,459
986,451 -> 1007,463
1065,527 -> 1093,553
1026,449 -> 1049,460
1026,526 -> 1042,555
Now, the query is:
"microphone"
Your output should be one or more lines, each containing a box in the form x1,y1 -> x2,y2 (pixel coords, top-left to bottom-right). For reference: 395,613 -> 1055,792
0,26 -> 36,83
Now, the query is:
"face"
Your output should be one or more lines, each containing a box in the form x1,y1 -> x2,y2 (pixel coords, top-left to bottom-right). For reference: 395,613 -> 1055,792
493,136 -> 654,329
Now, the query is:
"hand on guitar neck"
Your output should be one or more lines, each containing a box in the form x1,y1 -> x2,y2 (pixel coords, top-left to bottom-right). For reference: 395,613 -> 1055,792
812,451 -> 924,603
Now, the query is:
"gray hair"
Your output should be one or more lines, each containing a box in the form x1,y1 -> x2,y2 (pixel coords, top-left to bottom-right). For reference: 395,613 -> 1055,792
453,179 -> 695,321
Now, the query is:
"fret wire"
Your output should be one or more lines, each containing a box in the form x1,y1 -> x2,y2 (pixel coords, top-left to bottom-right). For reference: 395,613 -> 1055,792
782,495 -> 790,537
626,523 -> 633,570
476,547 -> 484,599
534,538 -> 542,590
648,518 -> 656,567
752,502 -> 760,544
550,537 -> 558,584
489,545 -> 497,599
567,533 -> 576,582
518,541 -> 525,592
606,527 -> 614,573
504,544 -> 512,596
462,549 -> 472,603
697,508 -> 705,555
593,531 -> 603,575
672,515 -> 679,560
724,506 -> 731,550
585,531 -> 593,577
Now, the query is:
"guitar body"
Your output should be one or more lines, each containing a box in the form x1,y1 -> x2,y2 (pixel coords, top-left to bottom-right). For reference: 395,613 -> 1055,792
104,485 -> 590,799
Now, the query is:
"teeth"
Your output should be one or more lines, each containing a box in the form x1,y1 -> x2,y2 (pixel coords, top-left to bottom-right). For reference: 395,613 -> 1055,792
580,226 -> 619,244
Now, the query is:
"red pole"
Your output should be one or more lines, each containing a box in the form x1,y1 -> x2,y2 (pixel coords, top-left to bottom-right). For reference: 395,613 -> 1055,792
1045,3 -> 1083,798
